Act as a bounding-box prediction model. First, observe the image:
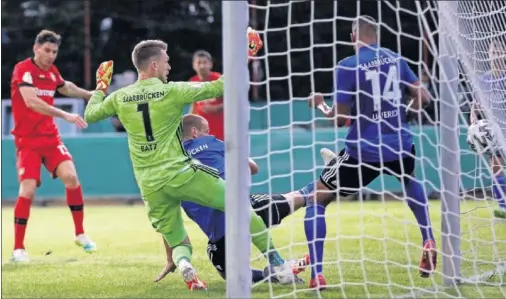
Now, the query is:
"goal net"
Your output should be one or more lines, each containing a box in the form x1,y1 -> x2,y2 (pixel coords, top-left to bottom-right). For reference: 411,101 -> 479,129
446,1 -> 506,154
440,0 -> 506,295
224,0 -> 506,298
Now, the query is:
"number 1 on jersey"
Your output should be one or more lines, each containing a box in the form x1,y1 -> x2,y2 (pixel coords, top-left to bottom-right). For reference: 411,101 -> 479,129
365,65 -> 401,111
137,103 -> 155,142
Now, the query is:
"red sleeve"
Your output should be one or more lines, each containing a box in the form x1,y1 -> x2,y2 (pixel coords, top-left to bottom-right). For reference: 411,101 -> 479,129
210,72 -> 222,80
52,66 -> 66,88
188,75 -> 199,82
12,63 -> 34,88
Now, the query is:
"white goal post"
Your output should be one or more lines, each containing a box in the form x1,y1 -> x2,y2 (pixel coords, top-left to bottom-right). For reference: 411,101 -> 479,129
224,1 -> 506,298
222,1 -> 252,298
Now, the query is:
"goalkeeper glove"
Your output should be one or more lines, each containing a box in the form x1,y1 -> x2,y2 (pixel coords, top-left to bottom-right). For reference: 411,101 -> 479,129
95,60 -> 114,93
247,27 -> 263,57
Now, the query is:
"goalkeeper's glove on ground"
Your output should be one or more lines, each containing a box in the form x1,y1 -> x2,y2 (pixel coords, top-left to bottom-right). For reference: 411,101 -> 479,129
96,61 -> 114,93
248,27 -> 263,57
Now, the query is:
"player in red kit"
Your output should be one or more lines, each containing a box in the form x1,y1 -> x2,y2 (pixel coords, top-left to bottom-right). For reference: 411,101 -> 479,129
10,30 -> 97,262
188,50 -> 225,141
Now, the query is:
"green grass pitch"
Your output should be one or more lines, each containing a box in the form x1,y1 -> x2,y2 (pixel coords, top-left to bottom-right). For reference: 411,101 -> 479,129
2,200 -> 505,298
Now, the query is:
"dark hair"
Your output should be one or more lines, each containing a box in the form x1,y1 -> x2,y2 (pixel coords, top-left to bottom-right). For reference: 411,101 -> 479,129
35,30 -> 61,46
131,40 -> 168,70
193,50 -> 213,62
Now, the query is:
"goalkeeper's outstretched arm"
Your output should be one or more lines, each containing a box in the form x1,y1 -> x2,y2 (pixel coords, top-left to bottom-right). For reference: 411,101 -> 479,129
84,61 -> 117,123
165,77 -> 224,106
169,27 -> 261,107
84,90 -> 117,123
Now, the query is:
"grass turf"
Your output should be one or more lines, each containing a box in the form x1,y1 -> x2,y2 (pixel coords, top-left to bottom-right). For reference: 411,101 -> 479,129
2,200 -> 505,298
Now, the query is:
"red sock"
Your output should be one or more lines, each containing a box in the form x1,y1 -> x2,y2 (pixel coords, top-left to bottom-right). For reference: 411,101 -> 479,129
66,185 -> 85,236
14,196 -> 32,250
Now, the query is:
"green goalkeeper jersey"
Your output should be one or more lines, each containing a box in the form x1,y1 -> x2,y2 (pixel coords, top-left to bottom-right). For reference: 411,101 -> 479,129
84,77 -> 224,196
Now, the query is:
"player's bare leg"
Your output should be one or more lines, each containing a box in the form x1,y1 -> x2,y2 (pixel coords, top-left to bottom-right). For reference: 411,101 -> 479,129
281,191 -> 307,215
55,160 -> 96,253
12,179 -> 38,262
489,155 -> 506,219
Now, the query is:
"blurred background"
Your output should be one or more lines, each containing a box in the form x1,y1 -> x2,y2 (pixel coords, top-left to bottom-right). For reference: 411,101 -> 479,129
1,0 -> 438,101
1,0 -> 482,203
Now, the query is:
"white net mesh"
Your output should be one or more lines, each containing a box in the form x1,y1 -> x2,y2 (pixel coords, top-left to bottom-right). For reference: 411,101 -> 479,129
437,0 -> 506,294
444,1 -> 506,154
244,1 -> 506,297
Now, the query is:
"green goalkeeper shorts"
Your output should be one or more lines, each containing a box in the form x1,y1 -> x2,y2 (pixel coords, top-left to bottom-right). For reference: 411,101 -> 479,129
143,163 -> 225,247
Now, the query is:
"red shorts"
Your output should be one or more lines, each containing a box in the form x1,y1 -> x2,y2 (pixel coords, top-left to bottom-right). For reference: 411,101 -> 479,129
16,143 -> 73,186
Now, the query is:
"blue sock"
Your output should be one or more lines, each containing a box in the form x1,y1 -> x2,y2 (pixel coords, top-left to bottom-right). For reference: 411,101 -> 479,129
492,174 -> 506,210
252,269 -> 265,283
298,180 -> 316,206
405,178 -> 434,244
304,204 -> 326,279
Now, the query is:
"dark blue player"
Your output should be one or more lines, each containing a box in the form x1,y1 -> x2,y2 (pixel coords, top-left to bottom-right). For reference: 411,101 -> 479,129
154,114 -> 312,284
305,16 -> 434,290
470,37 -> 506,219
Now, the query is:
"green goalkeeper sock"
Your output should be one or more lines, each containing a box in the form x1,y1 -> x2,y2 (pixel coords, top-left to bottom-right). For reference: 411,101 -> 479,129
249,210 -> 285,266
172,243 -> 193,266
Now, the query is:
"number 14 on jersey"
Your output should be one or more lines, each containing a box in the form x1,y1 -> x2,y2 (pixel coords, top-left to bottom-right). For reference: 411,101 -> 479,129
365,65 -> 402,112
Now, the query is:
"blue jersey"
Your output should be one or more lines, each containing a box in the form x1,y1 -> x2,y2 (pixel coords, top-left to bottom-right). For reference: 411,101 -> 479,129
182,135 -> 226,242
335,44 -> 419,162
184,135 -> 226,178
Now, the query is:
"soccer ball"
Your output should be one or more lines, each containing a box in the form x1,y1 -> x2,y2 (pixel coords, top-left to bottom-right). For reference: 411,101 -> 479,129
467,119 -> 496,155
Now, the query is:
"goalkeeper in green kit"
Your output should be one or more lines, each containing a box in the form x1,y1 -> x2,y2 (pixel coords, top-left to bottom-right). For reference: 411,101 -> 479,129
84,38 -> 296,291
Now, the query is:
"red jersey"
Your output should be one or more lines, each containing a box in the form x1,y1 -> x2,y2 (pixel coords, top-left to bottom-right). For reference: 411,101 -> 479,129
189,72 -> 224,141
10,58 -> 65,148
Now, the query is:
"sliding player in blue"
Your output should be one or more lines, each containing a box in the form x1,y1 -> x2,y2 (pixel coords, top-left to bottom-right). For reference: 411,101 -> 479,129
470,37 -> 506,219
305,16 -> 435,290
154,114 -> 313,284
